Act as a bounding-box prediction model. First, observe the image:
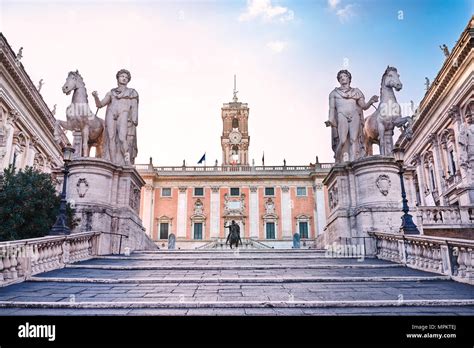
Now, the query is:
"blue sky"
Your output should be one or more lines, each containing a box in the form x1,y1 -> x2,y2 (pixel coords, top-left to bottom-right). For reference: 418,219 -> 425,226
1,0 -> 472,165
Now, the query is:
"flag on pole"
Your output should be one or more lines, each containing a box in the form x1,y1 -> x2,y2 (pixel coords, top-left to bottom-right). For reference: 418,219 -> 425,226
198,152 -> 206,164
262,151 -> 265,166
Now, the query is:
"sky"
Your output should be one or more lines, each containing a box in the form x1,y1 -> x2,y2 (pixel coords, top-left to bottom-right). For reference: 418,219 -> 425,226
0,0 -> 472,166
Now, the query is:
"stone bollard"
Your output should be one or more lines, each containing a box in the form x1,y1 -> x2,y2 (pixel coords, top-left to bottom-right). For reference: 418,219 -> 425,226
124,247 -> 131,256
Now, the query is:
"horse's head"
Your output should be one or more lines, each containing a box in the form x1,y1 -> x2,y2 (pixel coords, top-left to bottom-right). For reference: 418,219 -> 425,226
382,66 -> 402,91
62,70 -> 83,95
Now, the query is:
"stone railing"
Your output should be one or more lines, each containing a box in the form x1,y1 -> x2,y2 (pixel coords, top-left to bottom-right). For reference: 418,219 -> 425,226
135,164 -> 334,175
369,232 -> 473,285
416,206 -> 474,227
0,232 -> 100,287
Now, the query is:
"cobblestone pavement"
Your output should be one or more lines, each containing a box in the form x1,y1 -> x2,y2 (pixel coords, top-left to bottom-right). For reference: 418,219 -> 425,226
0,250 -> 472,315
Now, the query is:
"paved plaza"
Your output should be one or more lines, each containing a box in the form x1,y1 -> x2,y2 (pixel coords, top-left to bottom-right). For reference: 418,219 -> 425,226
0,249 -> 472,315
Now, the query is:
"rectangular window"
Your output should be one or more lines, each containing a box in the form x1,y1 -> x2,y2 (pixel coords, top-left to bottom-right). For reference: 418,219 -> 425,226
265,187 -> 275,196
266,222 -> 275,239
230,187 -> 240,196
449,150 -> 456,175
161,188 -> 171,197
159,223 -> 169,240
193,223 -> 203,240
194,187 -> 204,196
296,187 -> 307,196
299,221 -> 308,239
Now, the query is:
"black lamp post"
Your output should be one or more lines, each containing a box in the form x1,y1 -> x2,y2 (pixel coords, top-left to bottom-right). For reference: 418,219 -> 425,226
393,147 -> 420,234
50,145 -> 75,235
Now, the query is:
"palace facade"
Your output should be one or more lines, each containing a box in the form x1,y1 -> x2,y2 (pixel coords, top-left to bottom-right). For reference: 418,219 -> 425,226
396,16 -> 474,238
137,91 -> 332,249
0,34 -> 67,173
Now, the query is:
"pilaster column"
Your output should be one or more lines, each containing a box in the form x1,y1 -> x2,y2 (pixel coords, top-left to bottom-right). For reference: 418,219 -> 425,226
142,184 -> 154,238
249,186 -> 259,238
210,186 -> 220,238
314,183 -> 326,237
428,133 -> 445,194
177,186 -> 188,238
280,186 -> 292,239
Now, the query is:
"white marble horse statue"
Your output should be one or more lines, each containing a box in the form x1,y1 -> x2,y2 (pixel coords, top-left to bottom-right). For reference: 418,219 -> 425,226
55,70 -> 105,157
363,66 -> 411,156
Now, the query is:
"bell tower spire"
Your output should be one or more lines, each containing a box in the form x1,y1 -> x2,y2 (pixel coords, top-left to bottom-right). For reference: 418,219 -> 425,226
221,75 -> 250,165
233,74 -> 238,102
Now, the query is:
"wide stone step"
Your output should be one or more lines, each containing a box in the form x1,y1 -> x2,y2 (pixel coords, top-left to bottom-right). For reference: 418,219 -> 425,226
74,257 -> 392,267
65,263 -> 402,270
34,266 -> 436,280
134,250 -> 328,255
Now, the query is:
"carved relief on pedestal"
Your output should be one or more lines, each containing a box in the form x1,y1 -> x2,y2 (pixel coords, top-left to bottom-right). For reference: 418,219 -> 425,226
376,174 -> 391,196
76,178 -> 89,198
328,184 -> 338,211
129,182 -> 141,212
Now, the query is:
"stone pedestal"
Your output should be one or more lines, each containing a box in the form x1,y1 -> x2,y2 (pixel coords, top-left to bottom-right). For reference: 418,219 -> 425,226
321,156 -> 406,254
65,158 -> 157,254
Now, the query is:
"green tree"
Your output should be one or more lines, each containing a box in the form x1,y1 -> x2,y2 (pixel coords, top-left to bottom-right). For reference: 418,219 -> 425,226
0,165 -> 79,241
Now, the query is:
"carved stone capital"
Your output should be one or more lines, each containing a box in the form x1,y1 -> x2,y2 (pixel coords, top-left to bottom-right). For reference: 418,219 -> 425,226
178,186 -> 187,193
7,110 -> 19,124
30,135 -> 39,148
144,184 -> 154,191
447,105 -> 461,122
211,186 -> 220,193
314,183 -> 323,190
427,132 -> 439,146
281,186 -> 290,193
411,153 -> 422,166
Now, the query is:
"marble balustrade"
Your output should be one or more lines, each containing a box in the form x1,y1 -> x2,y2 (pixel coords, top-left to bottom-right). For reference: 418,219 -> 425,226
369,231 -> 473,285
0,232 -> 100,286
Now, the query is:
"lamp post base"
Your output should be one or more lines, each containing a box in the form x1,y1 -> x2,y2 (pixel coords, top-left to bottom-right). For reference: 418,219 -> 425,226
400,213 -> 419,235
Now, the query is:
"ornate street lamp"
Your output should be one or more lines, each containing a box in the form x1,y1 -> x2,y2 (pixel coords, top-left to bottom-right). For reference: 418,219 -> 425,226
50,145 -> 75,235
393,147 -> 420,234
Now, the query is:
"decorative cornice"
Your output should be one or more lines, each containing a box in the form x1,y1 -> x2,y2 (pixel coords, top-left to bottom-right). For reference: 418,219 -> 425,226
410,19 -> 473,136
0,34 -> 67,147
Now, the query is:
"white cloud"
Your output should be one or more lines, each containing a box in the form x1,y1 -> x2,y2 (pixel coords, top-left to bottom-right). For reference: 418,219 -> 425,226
328,0 -> 340,10
336,4 -> 355,22
328,1 -> 356,23
239,0 -> 294,23
266,40 -> 287,53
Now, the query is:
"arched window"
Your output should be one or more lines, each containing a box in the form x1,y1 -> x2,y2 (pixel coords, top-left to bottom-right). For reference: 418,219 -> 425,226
231,145 -> 239,164
232,118 -> 239,129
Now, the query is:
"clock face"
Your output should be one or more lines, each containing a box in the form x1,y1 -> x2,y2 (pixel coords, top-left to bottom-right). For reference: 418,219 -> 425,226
229,131 -> 242,144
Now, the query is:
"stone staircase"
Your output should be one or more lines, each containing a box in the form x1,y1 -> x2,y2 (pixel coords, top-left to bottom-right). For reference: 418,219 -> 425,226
0,249 -> 473,315
195,238 -> 273,249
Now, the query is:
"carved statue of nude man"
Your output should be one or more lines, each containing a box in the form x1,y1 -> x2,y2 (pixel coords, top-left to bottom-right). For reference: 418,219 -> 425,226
325,70 -> 378,162
92,69 -> 138,165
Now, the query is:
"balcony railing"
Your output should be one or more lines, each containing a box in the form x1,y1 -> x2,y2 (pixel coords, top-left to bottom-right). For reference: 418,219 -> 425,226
135,163 -> 334,175
416,205 -> 474,227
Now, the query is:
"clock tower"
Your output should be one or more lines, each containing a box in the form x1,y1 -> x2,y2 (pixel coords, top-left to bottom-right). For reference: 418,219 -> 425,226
221,76 -> 250,165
